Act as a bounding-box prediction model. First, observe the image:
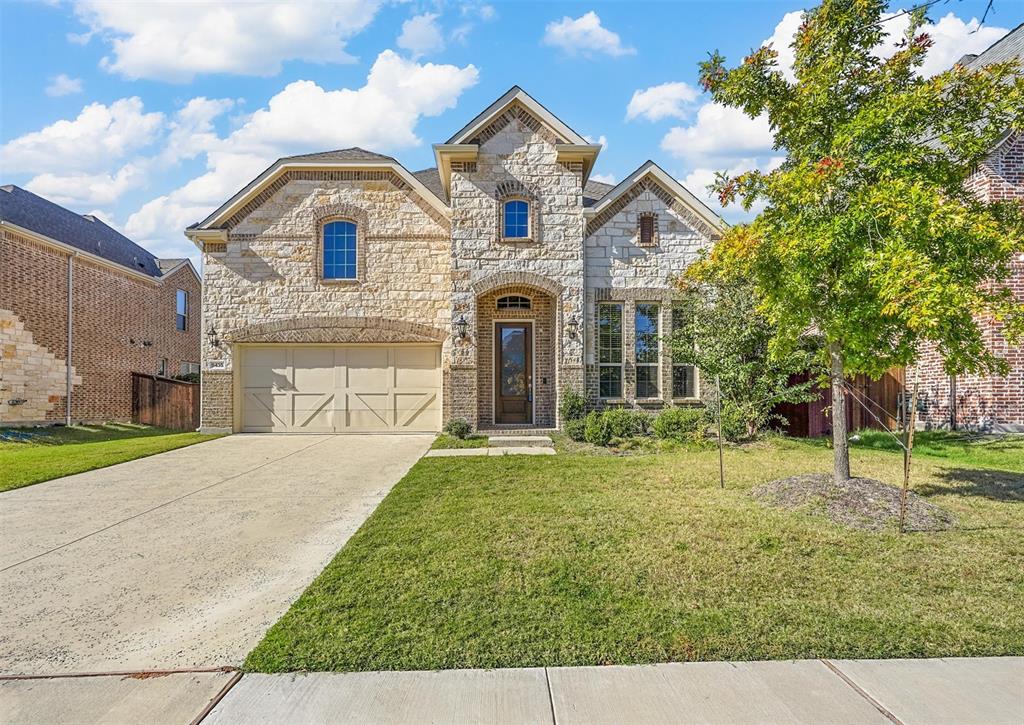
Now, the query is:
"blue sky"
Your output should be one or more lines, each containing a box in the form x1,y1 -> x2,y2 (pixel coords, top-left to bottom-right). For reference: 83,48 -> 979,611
2,0 -> 1020,265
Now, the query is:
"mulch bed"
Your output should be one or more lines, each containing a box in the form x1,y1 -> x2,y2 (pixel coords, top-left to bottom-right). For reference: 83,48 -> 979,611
753,473 -> 957,532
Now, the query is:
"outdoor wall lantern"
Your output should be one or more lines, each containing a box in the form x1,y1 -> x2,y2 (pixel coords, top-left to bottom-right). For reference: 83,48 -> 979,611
206,325 -> 221,348
454,315 -> 469,339
566,314 -> 580,339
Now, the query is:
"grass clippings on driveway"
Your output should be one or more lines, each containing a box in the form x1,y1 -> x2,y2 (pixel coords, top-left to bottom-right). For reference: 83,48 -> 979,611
246,436 -> 1024,672
0,423 -> 221,492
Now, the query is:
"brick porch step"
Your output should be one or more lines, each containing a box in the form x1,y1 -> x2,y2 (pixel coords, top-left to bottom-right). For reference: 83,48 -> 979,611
488,435 -> 553,448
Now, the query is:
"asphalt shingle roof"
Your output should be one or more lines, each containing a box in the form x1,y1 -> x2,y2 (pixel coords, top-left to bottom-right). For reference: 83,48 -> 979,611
280,147 -> 396,163
583,178 -> 614,208
0,184 -> 164,277
961,23 -> 1024,70
412,168 -> 447,202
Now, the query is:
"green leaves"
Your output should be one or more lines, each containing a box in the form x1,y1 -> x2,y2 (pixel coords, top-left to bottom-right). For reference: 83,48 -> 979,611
697,0 -> 1024,380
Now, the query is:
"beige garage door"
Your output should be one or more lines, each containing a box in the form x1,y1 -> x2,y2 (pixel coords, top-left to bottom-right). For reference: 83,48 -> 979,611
239,345 -> 441,433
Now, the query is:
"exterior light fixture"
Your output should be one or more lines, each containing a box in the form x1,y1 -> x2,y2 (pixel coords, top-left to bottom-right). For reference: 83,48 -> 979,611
454,315 -> 469,339
206,325 -> 220,348
566,314 -> 580,339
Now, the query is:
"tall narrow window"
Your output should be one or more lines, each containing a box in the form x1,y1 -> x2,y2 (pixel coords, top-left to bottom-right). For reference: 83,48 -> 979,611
639,214 -> 655,245
323,220 -> 357,280
597,303 -> 623,398
503,200 -> 529,239
672,305 -> 697,398
635,303 -> 660,398
175,289 -> 187,331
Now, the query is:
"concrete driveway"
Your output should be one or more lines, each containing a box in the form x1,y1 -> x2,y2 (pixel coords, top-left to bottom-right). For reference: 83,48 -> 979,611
0,434 -> 431,675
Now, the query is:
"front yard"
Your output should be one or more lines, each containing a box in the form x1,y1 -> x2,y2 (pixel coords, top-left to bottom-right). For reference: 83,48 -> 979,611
0,423 -> 220,493
246,434 -> 1024,672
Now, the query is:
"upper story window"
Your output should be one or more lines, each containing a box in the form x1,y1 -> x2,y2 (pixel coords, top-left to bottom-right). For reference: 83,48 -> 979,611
503,200 -> 529,239
323,220 -> 357,280
639,214 -> 657,246
497,295 -> 531,311
175,289 -> 188,331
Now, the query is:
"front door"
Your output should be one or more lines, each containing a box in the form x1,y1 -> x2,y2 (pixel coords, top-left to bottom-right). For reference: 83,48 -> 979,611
495,322 -> 532,424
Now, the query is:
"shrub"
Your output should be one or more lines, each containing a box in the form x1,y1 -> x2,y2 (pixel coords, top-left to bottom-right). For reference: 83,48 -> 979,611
653,407 -> 707,442
583,411 -> 613,446
718,402 -> 749,442
605,408 -> 651,438
443,418 -> 473,439
565,418 -> 587,442
559,389 -> 587,422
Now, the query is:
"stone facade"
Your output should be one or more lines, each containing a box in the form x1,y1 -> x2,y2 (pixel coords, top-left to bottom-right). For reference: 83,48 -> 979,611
0,227 -> 201,424
908,133 -> 1024,432
190,89 -> 723,432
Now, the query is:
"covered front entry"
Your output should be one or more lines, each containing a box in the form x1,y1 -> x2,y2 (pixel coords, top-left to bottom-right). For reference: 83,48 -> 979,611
239,344 -> 441,432
494,321 -> 533,424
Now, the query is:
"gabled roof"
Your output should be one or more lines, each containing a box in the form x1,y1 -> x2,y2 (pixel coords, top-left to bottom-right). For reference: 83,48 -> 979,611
413,167 -> 447,202
445,86 -> 590,145
189,147 -> 449,234
583,178 -> 615,208
0,184 -> 164,278
960,22 -> 1023,70
583,161 -> 727,236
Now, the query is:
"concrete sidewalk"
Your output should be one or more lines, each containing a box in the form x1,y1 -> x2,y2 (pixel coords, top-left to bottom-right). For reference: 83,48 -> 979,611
200,657 -> 1023,725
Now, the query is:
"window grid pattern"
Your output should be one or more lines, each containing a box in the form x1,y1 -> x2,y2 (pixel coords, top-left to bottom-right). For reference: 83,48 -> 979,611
497,295 -> 531,311
503,200 -> 529,239
598,303 -> 623,398
671,305 -> 697,398
323,220 -> 358,280
175,289 -> 187,331
635,303 -> 660,398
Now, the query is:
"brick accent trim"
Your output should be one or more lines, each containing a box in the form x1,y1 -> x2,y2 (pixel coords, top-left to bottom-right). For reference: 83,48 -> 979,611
586,175 -> 721,241
494,179 -> 540,244
471,271 -> 564,298
224,315 -> 448,344
471,101 -> 565,146
313,203 -> 369,284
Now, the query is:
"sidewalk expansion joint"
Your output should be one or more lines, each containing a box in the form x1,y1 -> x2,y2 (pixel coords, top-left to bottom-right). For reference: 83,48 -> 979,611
821,659 -> 904,725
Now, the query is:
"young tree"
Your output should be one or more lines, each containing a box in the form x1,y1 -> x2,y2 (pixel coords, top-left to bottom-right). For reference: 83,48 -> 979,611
670,273 -> 819,438
694,0 -> 1024,483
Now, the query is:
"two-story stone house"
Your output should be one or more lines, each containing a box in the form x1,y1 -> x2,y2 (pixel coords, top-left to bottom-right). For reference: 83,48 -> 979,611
187,87 -> 725,433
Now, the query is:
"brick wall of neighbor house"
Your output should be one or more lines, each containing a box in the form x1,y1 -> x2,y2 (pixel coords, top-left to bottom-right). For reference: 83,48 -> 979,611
584,184 -> 717,411
0,228 -> 200,423
475,284 -> 556,427
448,104 -> 586,428
909,133 -> 1024,431
200,173 -> 452,429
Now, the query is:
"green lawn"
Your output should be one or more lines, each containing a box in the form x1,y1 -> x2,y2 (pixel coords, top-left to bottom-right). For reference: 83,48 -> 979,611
0,423 -> 221,493
246,435 -> 1024,672
851,429 -> 1024,472
431,434 -> 489,449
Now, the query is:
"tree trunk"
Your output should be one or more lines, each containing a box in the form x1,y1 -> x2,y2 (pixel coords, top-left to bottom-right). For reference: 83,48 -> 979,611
829,341 -> 851,484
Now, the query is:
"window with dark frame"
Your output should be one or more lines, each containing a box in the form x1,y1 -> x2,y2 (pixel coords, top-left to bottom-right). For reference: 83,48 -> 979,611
496,295 -> 531,311
175,289 -> 187,331
639,214 -> 655,245
671,305 -> 697,398
597,303 -> 623,398
180,361 -> 200,376
635,303 -> 660,398
157,358 -> 167,376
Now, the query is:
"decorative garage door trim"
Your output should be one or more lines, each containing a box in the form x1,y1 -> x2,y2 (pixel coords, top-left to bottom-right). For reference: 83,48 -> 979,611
239,344 -> 441,433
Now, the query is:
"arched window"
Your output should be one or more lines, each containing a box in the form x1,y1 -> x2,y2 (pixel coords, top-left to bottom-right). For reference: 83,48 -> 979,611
322,220 -> 357,280
497,295 -> 531,311
503,200 -> 529,239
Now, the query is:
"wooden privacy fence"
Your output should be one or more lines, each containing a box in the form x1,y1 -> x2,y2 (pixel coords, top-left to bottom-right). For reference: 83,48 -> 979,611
132,373 -> 199,431
775,368 -> 905,438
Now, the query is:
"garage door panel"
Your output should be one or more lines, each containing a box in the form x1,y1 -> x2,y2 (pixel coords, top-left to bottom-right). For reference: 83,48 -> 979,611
240,345 -> 440,433
242,391 -> 291,430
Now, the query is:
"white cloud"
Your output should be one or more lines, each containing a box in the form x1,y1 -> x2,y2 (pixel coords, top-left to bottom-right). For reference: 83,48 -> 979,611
452,3 -> 497,44
661,103 -> 774,167
125,51 -> 479,257
680,156 -> 785,223
764,9 -> 1008,81
45,73 -> 83,97
71,0 -> 383,81
590,172 -> 616,185
584,134 -> 608,149
398,12 -> 445,58
1,97 -> 163,174
543,12 -> 635,58
626,82 -> 700,122
25,164 -> 144,206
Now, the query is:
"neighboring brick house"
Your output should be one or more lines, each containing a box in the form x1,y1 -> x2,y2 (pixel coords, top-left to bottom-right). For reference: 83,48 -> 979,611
186,87 -> 725,433
0,185 -> 201,425
909,26 -> 1024,432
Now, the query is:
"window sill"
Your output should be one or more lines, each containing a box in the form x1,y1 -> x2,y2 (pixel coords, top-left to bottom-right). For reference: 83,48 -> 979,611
499,237 -> 535,244
635,397 -> 666,405
320,278 -> 361,286
599,397 -> 627,404
672,397 -> 703,405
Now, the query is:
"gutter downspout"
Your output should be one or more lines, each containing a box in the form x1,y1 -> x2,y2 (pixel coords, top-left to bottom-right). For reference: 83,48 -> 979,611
66,253 -> 75,426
